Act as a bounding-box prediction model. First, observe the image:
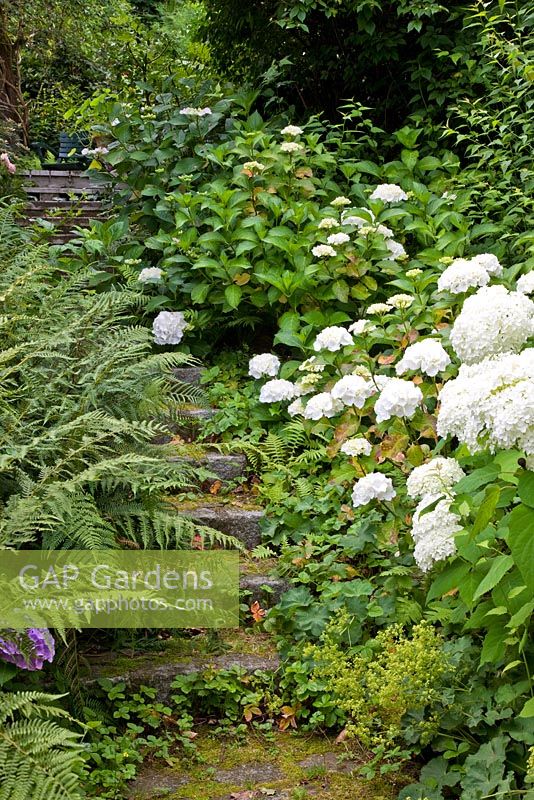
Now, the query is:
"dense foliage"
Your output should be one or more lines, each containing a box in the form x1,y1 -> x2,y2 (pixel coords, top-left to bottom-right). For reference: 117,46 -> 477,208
1,0 -> 534,798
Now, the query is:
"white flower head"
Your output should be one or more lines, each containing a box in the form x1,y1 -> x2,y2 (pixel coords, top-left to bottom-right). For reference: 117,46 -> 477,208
303,392 -> 344,420
138,267 -> 163,283
450,285 -> 534,363
317,217 -> 340,230
412,494 -> 462,572
437,258 -> 490,294
370,183 -> 408,203
280,141 -> 304,154
517,271 -> 534,295
437,349 -> 534,455
331,374 -> 376,407
313,326 -> 353,352
295,372 -> 322,394
406,457 -> 465,499
376,224 -> 394,238
342,209 -> 375,227
259,379 -> 298,403
352,473 -> 396,507
180,107 -> 212,117
472,253 -> 502,276
327,232 -> 350,246
396,339 -> 451,377
243,160 -> 266,173
340,437 -> 372,457
330,196 -> 352,207
288,397 -> 306,417
312,244 -> 337,258
349,319 -> 375,335
406,268 -> 423,278
248,353 -> 281,379
385,240 -> 407,261
367,302 -> 392,315
153,310 -> 188,345
389,293 -> 413,309
281,125 -> 303,136
298,356 -> 326,373
374,378 -> 423,423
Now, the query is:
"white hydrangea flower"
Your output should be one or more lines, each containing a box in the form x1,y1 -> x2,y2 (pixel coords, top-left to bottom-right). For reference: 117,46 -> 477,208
472,253 -> 502,276
138,267 -> 163,283
349,319 -> 375,335
280,141 -> 304,154
450,285 -> 534,364
312,244 -> 337,258
411,494 -> 462,572
352,473 -> 396,507
406,458 -> 465,499
396,339 -> 451,377
298,356 -> 326,373
152,311 -> 188,345
313,326 -> 353,352
517,271 -> 534,295
259,379 -> 298,403
342,209 -> 375,226
367,302 -> 392,315
288,397 -> 306,417
437,349 -> 534,456
295,372 -> 323,394
369,183 -> 408,203
327,232 -> 350,246
340,437 -> 372,456
303,392 -> 344,420
331,196 -> 352,207
317,217 -> 340,230
406,268 -> 423,278
389,293 -> 413,309
374,378 -> 423,423
376,224 -> 394,238
281,125 -> 303,136
331,374 -> 376,407
437,258 -> 490,294
180,107 -> 212,116
243,160 -> 266,172
385,240 -> 407,261
248,353 -> 281,379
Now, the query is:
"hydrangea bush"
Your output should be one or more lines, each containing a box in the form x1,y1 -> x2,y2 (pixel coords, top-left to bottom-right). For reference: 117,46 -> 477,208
248,249 -> 534,792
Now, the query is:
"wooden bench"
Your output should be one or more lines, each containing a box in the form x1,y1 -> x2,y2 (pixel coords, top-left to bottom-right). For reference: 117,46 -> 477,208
30,131 -> 90,170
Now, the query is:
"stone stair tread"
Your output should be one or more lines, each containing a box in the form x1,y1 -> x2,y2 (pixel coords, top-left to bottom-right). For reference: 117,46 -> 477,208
177,503 -> 263,549
173,366 -> 206,386
171,452 -> 246,481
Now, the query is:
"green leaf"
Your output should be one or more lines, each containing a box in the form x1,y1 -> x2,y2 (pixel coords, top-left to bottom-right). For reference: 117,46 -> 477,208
472,554 -> 514,602
480,626 -> 506,665
427,561 -> 469,602
454,464 -> 500,494
507,504 -> 534,592
224,285 -> 242,309
191,283 -> 210,304
517,470 -> 534,508
519,697 -> 534,717
471,485 -> 500,536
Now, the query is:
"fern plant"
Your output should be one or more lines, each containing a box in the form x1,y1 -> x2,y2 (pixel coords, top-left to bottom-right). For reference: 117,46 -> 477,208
0,691 -> 84,800
0,212 -> 235,551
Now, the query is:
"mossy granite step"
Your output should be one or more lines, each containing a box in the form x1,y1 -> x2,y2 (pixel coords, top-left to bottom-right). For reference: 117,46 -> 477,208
173,366 -> 206,387
172,452 -> 247,482
178,504 -> 263,549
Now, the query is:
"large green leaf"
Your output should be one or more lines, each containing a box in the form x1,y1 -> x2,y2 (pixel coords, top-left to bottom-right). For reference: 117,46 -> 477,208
472,554 -> 514,602
507,504 -> 534,593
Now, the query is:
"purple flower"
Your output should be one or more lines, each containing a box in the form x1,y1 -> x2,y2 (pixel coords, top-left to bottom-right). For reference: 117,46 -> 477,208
0,628 -> 55,671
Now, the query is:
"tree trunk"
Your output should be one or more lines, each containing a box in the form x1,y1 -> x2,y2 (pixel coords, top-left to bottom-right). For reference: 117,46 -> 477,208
0,8 -> 28,147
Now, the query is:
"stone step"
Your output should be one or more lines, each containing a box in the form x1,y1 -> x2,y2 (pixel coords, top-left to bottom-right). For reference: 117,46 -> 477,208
24,186 -> 103,198
172,366 -> 206,386
23,212 -> 105,226
171,452 -> 246,482
26,200 -> 103,211
86,648 -> 279,703
240,573 -> 288,606
178,504 -> 263,549
23,169 -> 97,188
